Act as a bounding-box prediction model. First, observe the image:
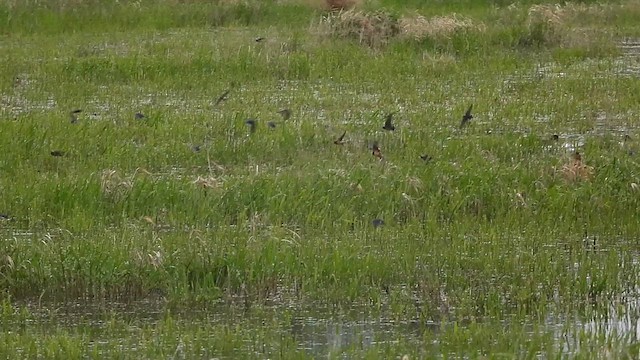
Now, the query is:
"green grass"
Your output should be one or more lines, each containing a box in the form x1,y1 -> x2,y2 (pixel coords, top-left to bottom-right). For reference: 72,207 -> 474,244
1,0 -> 640,357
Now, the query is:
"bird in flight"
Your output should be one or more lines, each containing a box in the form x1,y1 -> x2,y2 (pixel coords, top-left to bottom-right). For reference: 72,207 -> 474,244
382,112 -> 395,131
245,119 -> 257,133
277,109 -> 291,120
69,109 -> 82,124
50,150 -> 65,157
420,154 -> 432,163
459,104 -> 474,128
135,112 -> 145,120
334,131 -> 346,145
267,121 -> 276,129
255,37 -> 266,43
215,89 -> 231,106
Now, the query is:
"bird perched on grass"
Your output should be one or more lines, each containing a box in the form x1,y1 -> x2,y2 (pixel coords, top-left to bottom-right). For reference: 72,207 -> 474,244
334,131 -> 346,145
459,104 -> 474,128
382,112 -> 395,131
370,141 -> 383,159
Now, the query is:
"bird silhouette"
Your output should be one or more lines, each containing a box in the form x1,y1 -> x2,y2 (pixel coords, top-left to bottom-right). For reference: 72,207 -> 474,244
334,131 -> 346,145
382,112 -> 395,131
135,112 -> 145,120
255,37 -> 266,43
420,154 -> 432,163
267,121 -> 276,129
372,219 -> 385,228
215,89 -> 231,106
69,109 -> 82,124
460,104 -> 474,128
371,141 -> 383,159
277,109 -> 291,120
50,150 -> 65,157
245,119 -> 257,133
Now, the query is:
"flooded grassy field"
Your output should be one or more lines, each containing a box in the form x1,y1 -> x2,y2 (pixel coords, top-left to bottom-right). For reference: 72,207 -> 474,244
1,0 -> 640,358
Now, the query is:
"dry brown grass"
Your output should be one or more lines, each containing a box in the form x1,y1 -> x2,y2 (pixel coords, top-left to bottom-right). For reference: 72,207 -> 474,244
400,13 -> 485,41
305,0 -> 362,11
558,152 -> 594,182
316,9 -> 400,48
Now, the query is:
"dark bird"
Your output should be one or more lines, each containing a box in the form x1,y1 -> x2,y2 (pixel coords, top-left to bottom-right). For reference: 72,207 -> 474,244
551,134 -> 559,141
420,154 -> 432,163
267,121 -> 276,129
334,131 -> 346,145
245,119 -> 257,133
372,219 -> 385,228
371,141 -> 383,159
192,145 -> 201,152
255,37 -> 266,43
215,89 -> 231,106
460,104 -> 474,128
382,112 -> 395,131
135,112 -> 145,120
50,150 -> 65,157
277,109 -> 291,120
69,109 -> 82,124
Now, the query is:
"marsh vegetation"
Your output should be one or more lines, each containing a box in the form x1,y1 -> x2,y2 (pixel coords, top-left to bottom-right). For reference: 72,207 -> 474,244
1,0 -> 640,357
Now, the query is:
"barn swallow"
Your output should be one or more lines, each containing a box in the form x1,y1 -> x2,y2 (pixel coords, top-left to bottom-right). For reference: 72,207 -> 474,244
255,37 -> 266,43
69,109 -> 82,124
420,154 -> 432,163
372,219 -> 385,228
135,112 -> 145,120
245,119 -> 257,133
459,104 -> 473,128
382,112 -> 395,131
277,109 -> 291,120
215,89 -> 231,106
371,141 -> 383,159
50,150 -> 65,157
334,131 -> 346,145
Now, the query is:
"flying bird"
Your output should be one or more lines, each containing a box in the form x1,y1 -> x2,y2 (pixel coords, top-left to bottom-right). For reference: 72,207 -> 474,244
459,104 -> 474,128
245,119 -> 257,133
255,37 -> 266,43
50,150 -> 65,157
420,154 -> 432,163
277,109 -> 291,120
69,109 -> 82,124
371,141 -> 383,159
135,112 -> 145,120
267,121 -> 276,129
215,89 -> 231,106
334,131 -> 346,145
382,112 -> 395,131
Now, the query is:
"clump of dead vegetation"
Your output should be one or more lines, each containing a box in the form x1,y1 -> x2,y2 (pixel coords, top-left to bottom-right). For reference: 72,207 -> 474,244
316,9 -> 401,48
315,8 -> 485,48
400,13 -> 485,41
557,152 -> 594,182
